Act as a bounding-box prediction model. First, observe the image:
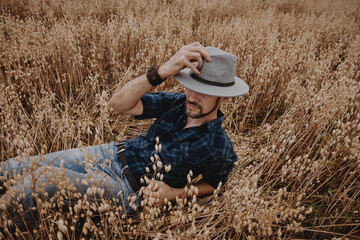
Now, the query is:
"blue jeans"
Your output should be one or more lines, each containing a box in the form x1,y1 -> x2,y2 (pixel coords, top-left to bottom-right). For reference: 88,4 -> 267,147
0,142 -> 138,229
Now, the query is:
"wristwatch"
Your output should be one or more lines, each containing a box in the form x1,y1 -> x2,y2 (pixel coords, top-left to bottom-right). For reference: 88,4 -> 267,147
146,65 -> 166,87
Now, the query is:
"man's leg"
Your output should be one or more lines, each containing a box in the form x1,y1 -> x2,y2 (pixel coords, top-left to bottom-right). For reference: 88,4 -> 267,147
0,142 -> 119,201
0,142 -> 138,235
1,164 -> 134,232
1,142 -> 119,179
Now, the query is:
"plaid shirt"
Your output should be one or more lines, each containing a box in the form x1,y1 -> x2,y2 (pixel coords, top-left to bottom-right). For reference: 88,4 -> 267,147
125,91 -> 237,189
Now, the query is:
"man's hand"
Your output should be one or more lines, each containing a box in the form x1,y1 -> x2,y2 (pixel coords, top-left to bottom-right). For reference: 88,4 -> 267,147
158,42 -> 211,79
147,179 -> 215,207
148,180 -> 183,206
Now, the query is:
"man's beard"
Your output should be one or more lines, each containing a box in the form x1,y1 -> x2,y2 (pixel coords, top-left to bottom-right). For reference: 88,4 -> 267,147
186,97 -> 220,119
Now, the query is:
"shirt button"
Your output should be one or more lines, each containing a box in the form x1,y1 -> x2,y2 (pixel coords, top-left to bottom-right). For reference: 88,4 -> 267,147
186,153 -> 189,157
143,150 -> 146,153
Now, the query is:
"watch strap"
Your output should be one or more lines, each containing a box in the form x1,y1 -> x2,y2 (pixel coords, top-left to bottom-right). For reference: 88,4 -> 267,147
146,65 -> 166,87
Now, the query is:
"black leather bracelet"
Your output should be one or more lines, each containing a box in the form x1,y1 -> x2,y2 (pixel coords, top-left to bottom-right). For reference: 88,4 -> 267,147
146,65 -> 166,87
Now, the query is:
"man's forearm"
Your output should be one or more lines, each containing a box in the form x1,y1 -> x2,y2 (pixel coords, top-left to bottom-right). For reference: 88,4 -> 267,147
108,74 -> 153,114
189,180 -> 215,198
153,180 -> 215,205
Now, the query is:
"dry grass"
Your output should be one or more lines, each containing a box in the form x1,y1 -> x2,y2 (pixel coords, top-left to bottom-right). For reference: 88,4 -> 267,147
0,0 -> 359,238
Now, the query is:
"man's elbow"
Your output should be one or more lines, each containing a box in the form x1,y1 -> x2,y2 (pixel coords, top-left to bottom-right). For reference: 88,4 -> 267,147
108,97 -> 122,114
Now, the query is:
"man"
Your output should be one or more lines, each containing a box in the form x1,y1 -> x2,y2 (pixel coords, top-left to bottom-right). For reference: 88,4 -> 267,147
108,42 -> 249,205
0,42 -> 248,226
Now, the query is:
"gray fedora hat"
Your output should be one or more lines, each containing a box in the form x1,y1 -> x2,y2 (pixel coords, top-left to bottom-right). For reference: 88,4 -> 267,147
174,46 -> 249,97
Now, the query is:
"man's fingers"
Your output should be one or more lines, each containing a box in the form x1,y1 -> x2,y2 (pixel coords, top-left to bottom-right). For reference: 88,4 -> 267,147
189,42 -> 207,55
187,52 -> 203,70
190,41 -> 203,47
160,42 -> 211,78
184,45 -> 211,62
184,59 -> 200,74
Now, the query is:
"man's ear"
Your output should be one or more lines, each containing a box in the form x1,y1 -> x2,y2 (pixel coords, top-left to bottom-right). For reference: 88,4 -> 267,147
220,97 -> 229,103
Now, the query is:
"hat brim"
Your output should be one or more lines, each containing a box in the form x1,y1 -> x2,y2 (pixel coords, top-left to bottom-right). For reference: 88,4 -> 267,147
174,68 -> 249,97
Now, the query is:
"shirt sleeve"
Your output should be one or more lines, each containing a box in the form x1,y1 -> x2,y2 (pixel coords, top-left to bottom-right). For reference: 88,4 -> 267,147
134,91 -> 184,120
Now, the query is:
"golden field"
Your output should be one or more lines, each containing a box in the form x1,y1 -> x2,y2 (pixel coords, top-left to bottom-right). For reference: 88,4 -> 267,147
0,0 -> 359,238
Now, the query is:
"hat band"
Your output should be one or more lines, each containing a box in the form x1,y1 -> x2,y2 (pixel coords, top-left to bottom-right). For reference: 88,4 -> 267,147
189,72 -> 235,87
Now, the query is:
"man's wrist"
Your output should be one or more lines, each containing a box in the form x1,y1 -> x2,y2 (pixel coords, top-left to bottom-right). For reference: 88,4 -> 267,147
146,65 -> 166,87
157,64 -> 168,80
166,186 -> 187,202
177,187 -> 188,198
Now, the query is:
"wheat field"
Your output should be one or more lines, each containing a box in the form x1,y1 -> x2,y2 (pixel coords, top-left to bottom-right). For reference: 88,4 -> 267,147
0,0 -> 359,239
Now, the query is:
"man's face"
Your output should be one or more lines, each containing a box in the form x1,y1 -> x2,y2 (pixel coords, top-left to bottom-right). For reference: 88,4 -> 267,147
185,89 -> 222,119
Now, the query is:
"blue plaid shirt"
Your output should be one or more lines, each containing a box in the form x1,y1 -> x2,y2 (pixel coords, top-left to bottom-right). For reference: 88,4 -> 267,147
125,91 -> 237,189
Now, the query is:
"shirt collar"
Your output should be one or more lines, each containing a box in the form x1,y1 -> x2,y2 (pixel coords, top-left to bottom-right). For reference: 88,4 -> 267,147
203,109 -> 225,132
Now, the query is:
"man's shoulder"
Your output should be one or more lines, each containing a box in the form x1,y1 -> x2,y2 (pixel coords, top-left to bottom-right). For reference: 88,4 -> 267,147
207,129 -> 236,158
149,91 -> 186,107
137,91 -> 186,119
158,91 -> 185,101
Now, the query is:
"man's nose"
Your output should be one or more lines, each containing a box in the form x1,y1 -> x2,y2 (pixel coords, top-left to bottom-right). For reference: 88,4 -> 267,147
187,89 -> 201,100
